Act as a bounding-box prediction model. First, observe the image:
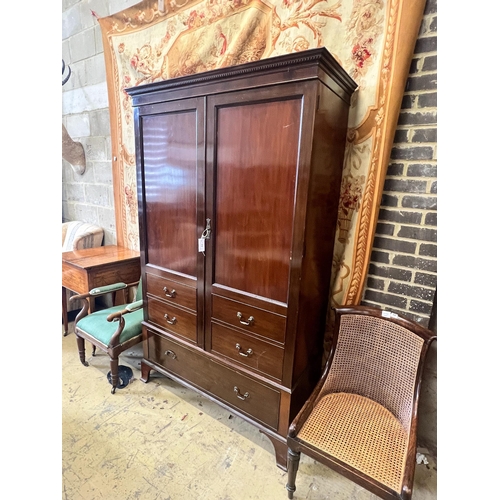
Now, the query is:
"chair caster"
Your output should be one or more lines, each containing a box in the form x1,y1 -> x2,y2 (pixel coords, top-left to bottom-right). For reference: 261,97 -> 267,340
107,365 -> 134,392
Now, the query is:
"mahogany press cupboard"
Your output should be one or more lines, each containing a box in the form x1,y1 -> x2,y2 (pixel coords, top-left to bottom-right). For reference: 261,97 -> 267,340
126,48 -> 357,469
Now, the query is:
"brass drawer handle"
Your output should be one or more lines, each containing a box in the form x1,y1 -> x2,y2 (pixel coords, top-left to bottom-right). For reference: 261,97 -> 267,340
234,386 -> 250,400
164,313 -> 177,325
164,349 -> 177,359
235,343 -> 253,357
237,312 -> 254,326
163,287 -> 176,298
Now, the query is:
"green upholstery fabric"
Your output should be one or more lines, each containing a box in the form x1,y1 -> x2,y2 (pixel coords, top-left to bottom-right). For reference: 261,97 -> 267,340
136,278 -> 143,301
90,282 -> 127,295
76,305 -> 143,346
126,299 -> 143,312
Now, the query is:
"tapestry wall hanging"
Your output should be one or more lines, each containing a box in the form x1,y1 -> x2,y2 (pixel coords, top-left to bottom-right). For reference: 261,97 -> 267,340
98,0 -> 425,307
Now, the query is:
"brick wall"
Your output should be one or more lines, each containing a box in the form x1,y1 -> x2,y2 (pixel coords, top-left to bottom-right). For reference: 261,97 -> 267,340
61,0 -> 438,457
361,0 -> 437,329
361,0 -> 437,456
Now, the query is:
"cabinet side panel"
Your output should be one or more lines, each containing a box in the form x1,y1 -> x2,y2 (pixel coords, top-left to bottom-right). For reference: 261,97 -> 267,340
214,99 -> 301,304
292,82 -> 351,385
142,112 -> 198,277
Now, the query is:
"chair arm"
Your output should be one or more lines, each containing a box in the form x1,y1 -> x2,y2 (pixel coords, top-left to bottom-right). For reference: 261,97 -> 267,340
126,299 -> 143,312
107,299 -> 144,348
89,282 -> 127,297
288,373 -> 328,439
107,300 -> 143,322
69,281 -> 138,302
288,334 -> 340,439
70,281 -> 141,325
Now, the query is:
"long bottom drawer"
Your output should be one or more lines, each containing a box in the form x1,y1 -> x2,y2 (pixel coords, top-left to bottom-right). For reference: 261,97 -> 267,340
146,329 -> 280,430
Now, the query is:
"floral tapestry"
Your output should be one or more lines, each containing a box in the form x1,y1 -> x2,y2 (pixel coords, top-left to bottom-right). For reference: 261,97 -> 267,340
98,0 -> 425,307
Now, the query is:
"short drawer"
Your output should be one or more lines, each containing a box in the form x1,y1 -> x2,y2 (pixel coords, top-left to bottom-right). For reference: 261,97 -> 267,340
147,296 -> 197,343
212,294 -> 286,343
146,330 -> 280,430
62,263 -> 86,293
211,322 -> 284,381
147,274 -> 197,311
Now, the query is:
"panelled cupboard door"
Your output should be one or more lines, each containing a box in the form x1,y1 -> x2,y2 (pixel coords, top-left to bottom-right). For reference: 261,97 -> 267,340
138,97 -> 205,346
128,48 -> 357,471
204,83 -> 318,358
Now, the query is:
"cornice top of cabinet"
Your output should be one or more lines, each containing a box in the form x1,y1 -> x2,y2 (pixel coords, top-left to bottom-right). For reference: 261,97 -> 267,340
125,47 -> 357,106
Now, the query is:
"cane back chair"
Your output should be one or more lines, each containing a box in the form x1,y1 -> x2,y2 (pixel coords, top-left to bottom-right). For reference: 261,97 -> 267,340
69,279 -> 144,394
286,306 -> 436,500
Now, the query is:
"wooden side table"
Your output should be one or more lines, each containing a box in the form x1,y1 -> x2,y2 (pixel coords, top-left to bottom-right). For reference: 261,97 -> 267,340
62,245 -> 141,335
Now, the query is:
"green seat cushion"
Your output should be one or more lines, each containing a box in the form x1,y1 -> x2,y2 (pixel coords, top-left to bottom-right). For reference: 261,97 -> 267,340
76,305 -> 144,346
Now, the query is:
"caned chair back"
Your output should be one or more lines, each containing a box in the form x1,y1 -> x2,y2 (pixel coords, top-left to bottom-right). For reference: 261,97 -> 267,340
319,313 -> 424,432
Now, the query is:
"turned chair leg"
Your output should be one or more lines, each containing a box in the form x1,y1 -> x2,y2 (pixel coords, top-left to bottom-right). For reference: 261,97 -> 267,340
286,448 -> 301,499
109,357 -> 119,394
76,336 -> 88,367
62,286 -> 69,336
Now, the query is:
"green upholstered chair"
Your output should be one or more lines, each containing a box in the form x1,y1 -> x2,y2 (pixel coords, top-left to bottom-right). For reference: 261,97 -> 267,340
69,279 -> 144,394
62,221 -> 104,336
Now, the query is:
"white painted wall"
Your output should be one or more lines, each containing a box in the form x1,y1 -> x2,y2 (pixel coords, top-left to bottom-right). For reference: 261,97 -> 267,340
62,0 -> 138,244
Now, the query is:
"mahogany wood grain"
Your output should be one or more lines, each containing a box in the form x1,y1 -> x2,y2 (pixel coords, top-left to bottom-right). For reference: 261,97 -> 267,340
129,48 -> 357,469
286,81 -> 351,388
62,245 -> 140,335
142,111 -> 198,277
147,330 -> 281,429
146,273 -> 197,311
211,293 -> 286,343
147,296 -> 197,344
210,322 -> 284,380
211,283 -> 287,315
126,48 -> 355,108
62,245 -> 140,308
213,98 -> 300,304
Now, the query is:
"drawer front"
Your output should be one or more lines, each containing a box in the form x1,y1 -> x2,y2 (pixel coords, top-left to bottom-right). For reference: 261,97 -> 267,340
148,297 -> 197,343
90,261 -> 141,288
147,330 -> 280,430
212,294 -> 286,343
62,263 -> 86,293
211,322 -> 284,381
147,274 -> 196,311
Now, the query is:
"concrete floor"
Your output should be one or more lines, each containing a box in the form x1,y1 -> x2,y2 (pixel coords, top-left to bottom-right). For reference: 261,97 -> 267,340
62,323 -> 437,500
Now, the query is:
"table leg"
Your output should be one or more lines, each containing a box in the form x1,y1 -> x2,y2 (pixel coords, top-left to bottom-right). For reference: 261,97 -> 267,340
62,286 -> 69,336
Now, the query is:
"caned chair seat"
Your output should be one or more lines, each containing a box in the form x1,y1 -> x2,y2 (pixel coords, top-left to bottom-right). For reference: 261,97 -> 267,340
297,392 -> 408,493
286,306 -> 436,500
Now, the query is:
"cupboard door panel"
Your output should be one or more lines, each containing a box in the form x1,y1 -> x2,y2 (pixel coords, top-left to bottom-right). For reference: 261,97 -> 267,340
213,98 -> 301,304
142,110 -> 198,277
